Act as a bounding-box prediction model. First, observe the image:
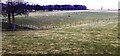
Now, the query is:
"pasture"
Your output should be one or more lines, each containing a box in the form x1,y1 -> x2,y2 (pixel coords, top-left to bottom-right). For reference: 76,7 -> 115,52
2,10 -> 119,54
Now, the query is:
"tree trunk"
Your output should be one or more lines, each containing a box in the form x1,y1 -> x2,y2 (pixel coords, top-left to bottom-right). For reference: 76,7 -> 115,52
11,2 -> 16,30
7,2 -> 11,29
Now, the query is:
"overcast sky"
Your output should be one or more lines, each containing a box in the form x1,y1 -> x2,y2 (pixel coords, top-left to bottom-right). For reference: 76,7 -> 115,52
29,0 -> 119,9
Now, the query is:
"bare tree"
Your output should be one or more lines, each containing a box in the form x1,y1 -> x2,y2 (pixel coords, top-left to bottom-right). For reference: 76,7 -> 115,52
2,0 -> 29,30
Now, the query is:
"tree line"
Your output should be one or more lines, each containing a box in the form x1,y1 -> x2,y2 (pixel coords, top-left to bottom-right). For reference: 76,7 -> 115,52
33,4 -> 87,11
2,2 -> 87,14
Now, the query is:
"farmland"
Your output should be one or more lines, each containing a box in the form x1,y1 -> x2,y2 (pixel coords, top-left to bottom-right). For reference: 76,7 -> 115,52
2,10 -> 119,54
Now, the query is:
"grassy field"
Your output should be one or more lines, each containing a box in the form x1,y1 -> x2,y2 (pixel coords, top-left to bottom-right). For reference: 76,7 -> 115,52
2,10 -> 119,54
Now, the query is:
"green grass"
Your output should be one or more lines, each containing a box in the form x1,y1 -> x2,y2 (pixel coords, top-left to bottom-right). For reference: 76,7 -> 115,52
12,11 -> 117,27
2,11 -> 119,54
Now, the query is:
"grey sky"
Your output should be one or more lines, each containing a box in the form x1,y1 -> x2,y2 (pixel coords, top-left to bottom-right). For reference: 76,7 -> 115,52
29,0 -> 119,9
1,0 -> 119,9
